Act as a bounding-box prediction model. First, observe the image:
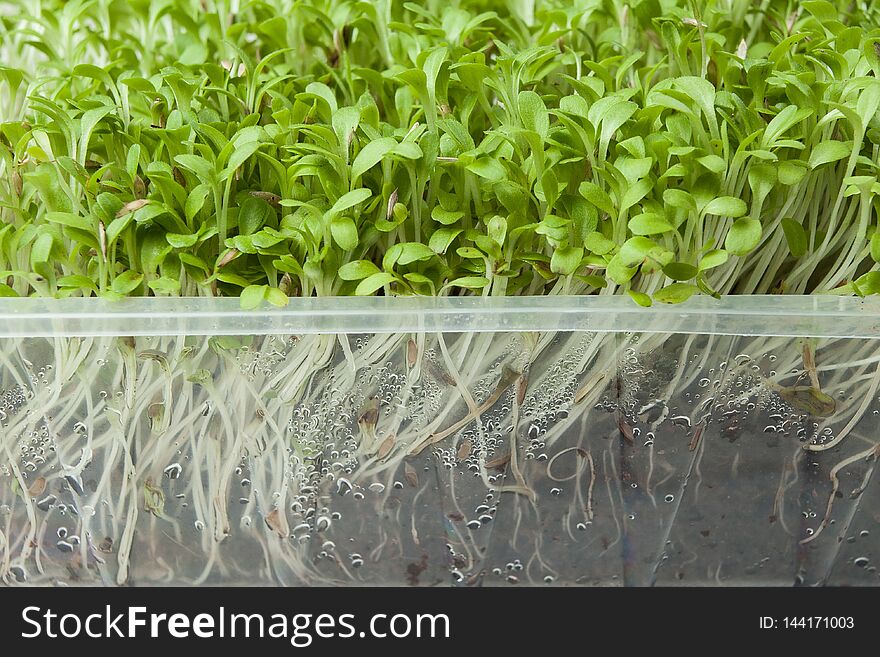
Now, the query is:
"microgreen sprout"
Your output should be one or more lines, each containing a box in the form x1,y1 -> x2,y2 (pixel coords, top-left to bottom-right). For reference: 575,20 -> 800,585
1,0 -> 879,305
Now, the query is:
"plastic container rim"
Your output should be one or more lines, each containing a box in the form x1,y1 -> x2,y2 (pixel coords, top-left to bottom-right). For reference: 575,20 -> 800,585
0,295 -> 876,339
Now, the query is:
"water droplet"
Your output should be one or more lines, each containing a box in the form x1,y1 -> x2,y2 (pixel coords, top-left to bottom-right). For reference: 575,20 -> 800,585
36,495 -> 56,511
163,463 -> 182,479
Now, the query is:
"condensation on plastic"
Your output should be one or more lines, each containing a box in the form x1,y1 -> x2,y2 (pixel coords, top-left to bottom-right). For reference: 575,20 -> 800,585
0,296 -> 878,588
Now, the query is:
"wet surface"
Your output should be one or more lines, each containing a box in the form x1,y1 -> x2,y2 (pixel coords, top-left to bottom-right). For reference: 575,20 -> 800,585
0,330 -> 878,586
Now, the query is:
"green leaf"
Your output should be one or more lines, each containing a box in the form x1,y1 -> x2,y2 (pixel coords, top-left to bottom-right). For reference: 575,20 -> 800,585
179,253 -> 210,275
330,216 -> 359,250
240,285 -> 268,309
45,212 -> 92,231
351,137 -> 397,180
106,212 -> 134,246
628,290 -> 652,307
781,218 -> 808,258
584,231 -> 616,255
778,161 -> 807,186
619,178 -> 652,213
332,106 -> 360,152
725,217 -> 762,256
185,184 -> 212,222
550,246 -> 583,275
663,189 -> 696,211
217,272 -> 252,288
629,213 -> 673,235
58,275 -> 96,291
853,271 -> 880,296
808,141 -> 851,169
446,276 -> 490,290
329,188 -> 372,216
619,236 -> 659,266
699,249 -> 729,271
697,154 -> 726,174
238,196 -> 270,235
272,255 -> 304,276
577,274 -> 606,288
456,247 -> 484,259
148,276 -> 181,295
606,254 -> 636,285
266,287 -> 289,307
486,215 -> 507,246
166,232 -> 200,248
696,274 -> 721,299
653,283 -> 698,304
355,272 -> 396,295
305,81 -> 337,113
404,273 -> 434,291
518,90 -> 549,137
111,270 -> 144,295
396,242 -> 435,266
31,232 -> 53,263
762,106 -> 812,147
141,229 -> 173,273
126,144 -> 141,182
431,206 -> 465,225
703,197 -> 747,217
873,232 -> 880,264
392,142 -> 422,159
225,139 -> 262,176
174,154 -> 215,182
663,262 -> 698,281
579,182 -> 615,216
338,260 -> 381,281
428,228 -> 462,254
466,157 -> 506,181
119,76 -> 155,92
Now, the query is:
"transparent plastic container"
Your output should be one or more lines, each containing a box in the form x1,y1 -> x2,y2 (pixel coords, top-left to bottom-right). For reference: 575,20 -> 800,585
1,295 -> 878,586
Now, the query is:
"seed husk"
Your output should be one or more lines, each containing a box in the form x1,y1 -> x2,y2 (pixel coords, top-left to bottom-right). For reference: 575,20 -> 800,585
376,434 -> 395,460
28,476 -> 46,497
116,198 -> 149,217
777,386 -> 837,417
404,461 -> 418,487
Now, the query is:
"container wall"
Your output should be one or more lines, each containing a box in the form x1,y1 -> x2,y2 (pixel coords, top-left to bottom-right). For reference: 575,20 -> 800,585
0,320 -> 878,586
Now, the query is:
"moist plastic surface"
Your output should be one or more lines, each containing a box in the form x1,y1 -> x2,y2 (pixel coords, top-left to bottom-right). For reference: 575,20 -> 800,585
0,296 -> 878,586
